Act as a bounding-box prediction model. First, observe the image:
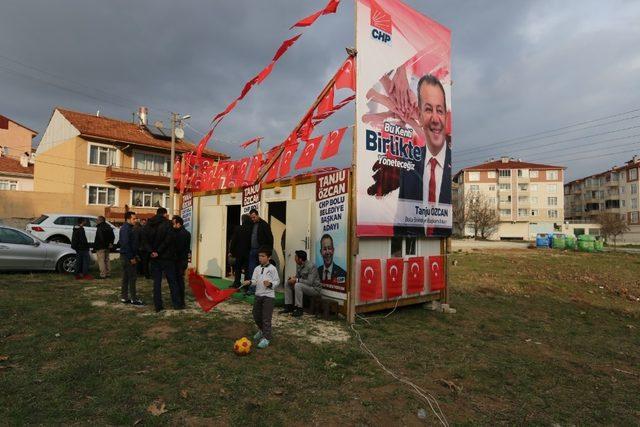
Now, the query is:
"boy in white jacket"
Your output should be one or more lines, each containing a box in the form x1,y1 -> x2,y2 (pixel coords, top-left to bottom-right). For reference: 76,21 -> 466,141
243,246 -> 280,349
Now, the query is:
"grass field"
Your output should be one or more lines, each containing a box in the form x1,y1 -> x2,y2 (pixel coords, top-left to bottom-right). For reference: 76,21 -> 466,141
1,249 -> 639,425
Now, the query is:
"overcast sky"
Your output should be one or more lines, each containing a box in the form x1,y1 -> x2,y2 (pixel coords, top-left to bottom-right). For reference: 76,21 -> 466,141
1,0 -> 639,181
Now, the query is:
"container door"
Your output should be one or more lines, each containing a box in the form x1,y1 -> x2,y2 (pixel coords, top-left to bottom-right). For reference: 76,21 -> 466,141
197,205 -> 226,277
284,199 -> 311,279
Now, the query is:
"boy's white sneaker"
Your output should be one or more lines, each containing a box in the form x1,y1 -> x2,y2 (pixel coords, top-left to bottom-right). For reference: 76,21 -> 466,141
257,338 -> 270,349
253,330 -> 263,341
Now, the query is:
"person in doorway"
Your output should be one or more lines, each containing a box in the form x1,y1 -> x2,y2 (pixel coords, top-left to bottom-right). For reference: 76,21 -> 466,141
281,250 -> 321,317
229,214 -> 252,288
93,215 -> 115,279
119,211 -> 143,306
173,215 -> 191,308
317,234 -> 346,283
242,246 -> 280,349
246,209 -> 274,295
148,207 -> 182,312
71,218 -> 92,280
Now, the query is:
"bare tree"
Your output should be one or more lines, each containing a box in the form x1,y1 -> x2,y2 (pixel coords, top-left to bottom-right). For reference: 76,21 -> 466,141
452,198 -> 468,237
597,212 -> 629,250
466,192 -> 500,239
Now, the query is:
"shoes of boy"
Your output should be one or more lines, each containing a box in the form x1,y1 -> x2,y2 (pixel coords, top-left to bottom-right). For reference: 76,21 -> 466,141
130,299 -> 144,307
257,338 -> 270,349
253,330 -> 263,341
292,308 -> 303,317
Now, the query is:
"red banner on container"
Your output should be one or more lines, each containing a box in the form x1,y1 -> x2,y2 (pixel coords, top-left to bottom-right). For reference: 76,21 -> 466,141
385,258 -> 404,298
359,259 -> 382,302
406,256 -> 424,294
428,255 -> 445,291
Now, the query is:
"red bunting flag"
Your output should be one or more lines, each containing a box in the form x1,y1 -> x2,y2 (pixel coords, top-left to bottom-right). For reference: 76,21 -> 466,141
290,9 -> 323,29
320,127 -> 347,160
295,135 -> 322,170
264,146 -> 282,182
313,94 -> 355,121
256,62 -> 275,84
385,258 -> 404,298
317,85 -> 334,116
188,270 -> 237,312
428,256 -> 445,291
359,259 -> 382,302
278,142 -> 299,178
235,157 -> 251,181
240,136 -> 263,149
239,77 -> 258,101
335,56 -> 356,91
273,34 -> 302,62
298,116 -> 315,140
407,256 -> 425,294
246,153 -> 263,183
195,129 -> 214,159
323,0 -> 340,14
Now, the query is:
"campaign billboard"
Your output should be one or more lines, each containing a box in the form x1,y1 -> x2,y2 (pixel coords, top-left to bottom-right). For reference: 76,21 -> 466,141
355,0 -> 452,237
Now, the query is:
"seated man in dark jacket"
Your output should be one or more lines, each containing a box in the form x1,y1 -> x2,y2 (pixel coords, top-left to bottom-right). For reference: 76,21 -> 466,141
147,207 -> 181,312
71,218 -> 92,280
172,215 -> 191,308
94,216 -> 115,279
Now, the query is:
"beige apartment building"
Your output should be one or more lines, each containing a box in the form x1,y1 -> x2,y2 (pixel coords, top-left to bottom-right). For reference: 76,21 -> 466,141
0,114 -> 38,191
565,155 -> 640,225
34,108 -> 227,223
453,157 -> 565,240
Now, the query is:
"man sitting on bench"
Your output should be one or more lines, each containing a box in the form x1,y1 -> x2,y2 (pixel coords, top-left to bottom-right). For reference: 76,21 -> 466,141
281,250 -> 321,317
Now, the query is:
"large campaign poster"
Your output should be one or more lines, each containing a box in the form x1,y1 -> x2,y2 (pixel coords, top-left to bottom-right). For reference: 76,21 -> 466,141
241,183 -> 261,219
180,192 -> 193,235
315,169 -> 348,300
355,0 -> 452,237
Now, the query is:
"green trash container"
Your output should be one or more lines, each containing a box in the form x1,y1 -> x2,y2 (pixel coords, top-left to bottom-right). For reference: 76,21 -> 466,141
565,235 -> 576,250
552,234 -> 566,249
578,239 -> 595,252
594,239 -> 604,252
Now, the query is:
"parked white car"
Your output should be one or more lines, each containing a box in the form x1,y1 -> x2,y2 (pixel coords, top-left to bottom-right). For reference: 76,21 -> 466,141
26,213 -> 119,245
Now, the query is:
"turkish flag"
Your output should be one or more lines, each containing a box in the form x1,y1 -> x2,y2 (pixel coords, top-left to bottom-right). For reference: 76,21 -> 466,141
360,259 -> 382,302
295,135 -> 322,170
225,161 -> 241,188
335,57 -> 356,91
235,157 -> 251,182
278,142 -> 299,178
313,94 -> 354,121
195,128 -> 214,159
317,85 -> 335,117
272,34 -> 302,62
320,127 -> 347,160
256,62 -> 275,84
428,256 -> 445,291
298,117 -> 315,140
188,270 -> 237,312
385,258 -> 404,298
323,0 -> 340,14
264,146 -> 282,182
290,9 -> 322,29
406,257 -> 425,294
212,99 -> 238,126
238,76 -> 258,101
246,153 -> 263,183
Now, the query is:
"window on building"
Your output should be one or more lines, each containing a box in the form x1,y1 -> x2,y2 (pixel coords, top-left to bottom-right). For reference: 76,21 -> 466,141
530,184 -> 538,192
470,184 -> 479,192
488,185 -> 496,191
633,198 -> 638,209
468,171 -> 480,181
500,195 -> 512,202
488,197 -> 497,205
531,209 -> 538,216
89,144 -> 117,166
548,209 -> 559,218
499,169 -> 511,177
487,171 -> 496,179
500,209 -> 511,216
518,196 -> 529,203
632,212 -> 639,223
499,183 -> 511,190
0,180 -> 18,191
529,170 -> 539,178
548,197 -> 558,206
621,200 -> 626,208
531,197 -> 538,205
621,171 -> 626,180
390,236 -> 417,258
132,189 -> 169,208
518,184 -> 528,191
517,169 -> 524,177
134,151 -> 170,174
518,209 -> 528,217
546,170 -> 559,180
88,186 -> 116,205
630,168 -> 638,180
620,187 -> 626,195
547,184 -> 557,193
632,184 -> 638,194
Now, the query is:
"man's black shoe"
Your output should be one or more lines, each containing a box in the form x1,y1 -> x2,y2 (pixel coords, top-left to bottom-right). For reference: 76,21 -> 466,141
279,304 -> 294,314
120,298 -> 131,304
131,299 -> 144,307
292,308 -> 303,317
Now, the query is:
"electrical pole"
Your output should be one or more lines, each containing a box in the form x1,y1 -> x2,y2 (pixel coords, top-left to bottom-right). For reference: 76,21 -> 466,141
169,112 -> 177,216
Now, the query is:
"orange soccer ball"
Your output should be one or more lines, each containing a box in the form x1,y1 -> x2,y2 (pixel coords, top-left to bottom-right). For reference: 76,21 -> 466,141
233,337 -> 252,356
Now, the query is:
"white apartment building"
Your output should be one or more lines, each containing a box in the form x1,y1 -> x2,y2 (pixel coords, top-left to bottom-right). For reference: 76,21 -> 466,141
453,157 -> 565,240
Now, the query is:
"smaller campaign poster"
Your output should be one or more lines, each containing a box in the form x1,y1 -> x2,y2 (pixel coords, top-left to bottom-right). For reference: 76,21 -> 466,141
315,169 -> 349,299
180,192 -> 193,235
241,183 -> 261,219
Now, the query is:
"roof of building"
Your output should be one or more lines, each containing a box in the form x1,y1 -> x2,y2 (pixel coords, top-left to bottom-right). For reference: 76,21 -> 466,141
0,115 -> 38,135
453,158 -> 565,179
0,155 -> 34,177
56,108 -> 228,159
564,155 -> 640,187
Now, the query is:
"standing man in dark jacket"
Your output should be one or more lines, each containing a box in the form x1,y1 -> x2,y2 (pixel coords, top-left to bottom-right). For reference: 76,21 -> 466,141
119,211 -> 143,306
229,214 -> 252,288
172,216 -> 191,307
137,218 -> 151,279
148,207 -> 181,312
93,216 -> 115,279
71,218 -> 92,280
247,209 -> 274,284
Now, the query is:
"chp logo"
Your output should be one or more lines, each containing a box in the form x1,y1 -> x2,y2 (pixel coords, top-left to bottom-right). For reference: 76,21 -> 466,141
370,0 -> 392,44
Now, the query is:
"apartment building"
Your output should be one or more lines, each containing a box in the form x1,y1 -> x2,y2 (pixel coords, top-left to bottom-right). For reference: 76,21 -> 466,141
565,155 -> 640,224
453,157 -> 565,240
34,108 -> 227,222
0,114 -> 37,191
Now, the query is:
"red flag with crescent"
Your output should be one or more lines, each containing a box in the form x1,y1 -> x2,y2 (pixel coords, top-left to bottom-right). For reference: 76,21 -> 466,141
428,256 -> 445,291
278,142 -> 299,178
385,258 -> 404,298
359,259 -> 382,302
320,127 -> 347,160
246,153 -> 263,183
406,256 -> 425,294
188,270 -> 236,312
295,135 -> 322,170
334,56 -> 356,91
264,146 -> 282,183
317,85 -> 335,117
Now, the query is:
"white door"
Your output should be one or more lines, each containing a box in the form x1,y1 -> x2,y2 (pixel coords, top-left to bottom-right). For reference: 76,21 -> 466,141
197,205 -> 226,277
284,200 -> 311,279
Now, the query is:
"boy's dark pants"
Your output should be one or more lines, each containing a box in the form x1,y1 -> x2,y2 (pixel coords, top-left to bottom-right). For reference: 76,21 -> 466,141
252,296 -> 274,340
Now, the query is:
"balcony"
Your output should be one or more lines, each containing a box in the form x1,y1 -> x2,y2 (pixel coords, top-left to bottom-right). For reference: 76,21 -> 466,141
499,201 -> 512,209
105,166 -> 170,187
517,175 -> 530,183
498,175 -> 511,184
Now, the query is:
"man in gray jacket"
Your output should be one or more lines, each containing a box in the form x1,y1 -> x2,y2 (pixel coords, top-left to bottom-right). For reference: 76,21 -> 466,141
281,250 -> 321,317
